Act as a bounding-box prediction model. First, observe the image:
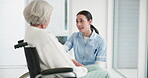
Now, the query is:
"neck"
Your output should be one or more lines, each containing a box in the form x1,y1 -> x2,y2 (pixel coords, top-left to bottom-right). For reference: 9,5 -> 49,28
82,29 -> 92,37
31,24 -> 47,29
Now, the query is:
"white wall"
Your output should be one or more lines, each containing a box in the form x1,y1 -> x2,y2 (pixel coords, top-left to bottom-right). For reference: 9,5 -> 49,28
0,0 -> 26,66
69,0 -> 108,39
138,0 -> 148,78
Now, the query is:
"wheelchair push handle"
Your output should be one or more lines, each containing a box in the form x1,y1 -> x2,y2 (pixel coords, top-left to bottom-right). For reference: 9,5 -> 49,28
14,40 -> 28,49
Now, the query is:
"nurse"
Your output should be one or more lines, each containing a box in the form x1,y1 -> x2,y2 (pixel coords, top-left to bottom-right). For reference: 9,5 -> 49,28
65,10 -> 106,67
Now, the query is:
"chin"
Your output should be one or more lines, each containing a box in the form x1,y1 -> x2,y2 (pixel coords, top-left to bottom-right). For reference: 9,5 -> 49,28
79,30 -> 84,33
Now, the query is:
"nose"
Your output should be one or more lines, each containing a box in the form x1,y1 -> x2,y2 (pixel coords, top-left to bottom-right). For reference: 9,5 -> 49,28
77,22 -> 81,27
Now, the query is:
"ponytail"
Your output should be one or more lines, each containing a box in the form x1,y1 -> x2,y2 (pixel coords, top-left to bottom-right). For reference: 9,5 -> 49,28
90,25 -> 99,34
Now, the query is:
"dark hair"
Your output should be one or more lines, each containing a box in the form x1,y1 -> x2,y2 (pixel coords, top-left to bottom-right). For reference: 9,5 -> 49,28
77,10 -> 99,34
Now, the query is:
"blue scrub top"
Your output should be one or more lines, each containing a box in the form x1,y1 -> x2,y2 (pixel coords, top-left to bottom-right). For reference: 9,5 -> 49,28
64,31 -> 106,65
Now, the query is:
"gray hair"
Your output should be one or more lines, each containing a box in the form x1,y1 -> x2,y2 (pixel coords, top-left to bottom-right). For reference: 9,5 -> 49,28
23,0 -> 52,25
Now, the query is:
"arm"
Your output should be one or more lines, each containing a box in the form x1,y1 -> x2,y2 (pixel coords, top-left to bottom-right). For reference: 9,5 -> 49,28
96,39 -> 107,68
64,33 -> 76,52
71,59 -> 84,67
64,45 -> 84,66
64,45 -> 74,60
96,61 -> 106,68
40,33 -> 87,77
42,40 -> 87,77
64,34 -> 75,60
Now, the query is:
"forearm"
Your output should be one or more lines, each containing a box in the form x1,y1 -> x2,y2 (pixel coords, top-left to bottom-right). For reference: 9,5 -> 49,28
71,59 -> 84,67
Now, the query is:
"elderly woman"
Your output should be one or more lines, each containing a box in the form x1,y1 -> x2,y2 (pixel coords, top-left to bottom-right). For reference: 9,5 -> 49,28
23,0 -> 87,78
23,0 -> 110,78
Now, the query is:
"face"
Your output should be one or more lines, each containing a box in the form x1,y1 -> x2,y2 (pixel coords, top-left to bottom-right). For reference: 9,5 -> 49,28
76,15 -> 92,33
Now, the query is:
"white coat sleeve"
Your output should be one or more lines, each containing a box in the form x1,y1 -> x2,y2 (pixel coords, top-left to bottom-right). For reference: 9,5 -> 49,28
40,34 -> 87,77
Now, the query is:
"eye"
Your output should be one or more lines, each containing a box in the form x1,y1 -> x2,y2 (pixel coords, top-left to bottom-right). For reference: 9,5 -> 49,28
80,20 -> 83,23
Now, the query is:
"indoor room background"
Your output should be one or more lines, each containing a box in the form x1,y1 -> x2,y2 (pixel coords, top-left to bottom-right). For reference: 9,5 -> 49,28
0,0 -> 147,78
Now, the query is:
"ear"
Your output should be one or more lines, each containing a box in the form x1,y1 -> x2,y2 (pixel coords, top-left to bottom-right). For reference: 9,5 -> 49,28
89,19 -> 92,24
40,24 -> 47,29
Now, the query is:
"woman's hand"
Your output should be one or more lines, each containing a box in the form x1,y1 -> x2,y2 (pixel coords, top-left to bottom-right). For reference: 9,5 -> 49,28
72,59 -> 84,67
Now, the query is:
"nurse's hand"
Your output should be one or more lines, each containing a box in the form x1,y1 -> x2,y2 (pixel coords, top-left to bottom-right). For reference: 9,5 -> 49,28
72,59 -> 84,67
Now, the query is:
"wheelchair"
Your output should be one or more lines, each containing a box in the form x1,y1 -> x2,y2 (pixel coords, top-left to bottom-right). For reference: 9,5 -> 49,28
14,40 -> 77,78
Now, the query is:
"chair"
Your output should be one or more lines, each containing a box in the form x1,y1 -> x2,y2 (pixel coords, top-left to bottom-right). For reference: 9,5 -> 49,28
14,40 -> 77,78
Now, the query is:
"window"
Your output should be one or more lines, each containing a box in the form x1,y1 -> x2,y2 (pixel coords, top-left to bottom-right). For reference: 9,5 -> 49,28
113,0 -> 139,69
45,0 -> 69,36
113,0 -> 139,77
45,0 -> 69,44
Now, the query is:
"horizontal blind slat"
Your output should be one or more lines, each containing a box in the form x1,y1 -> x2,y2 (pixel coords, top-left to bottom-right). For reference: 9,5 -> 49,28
114,0 -> 139,68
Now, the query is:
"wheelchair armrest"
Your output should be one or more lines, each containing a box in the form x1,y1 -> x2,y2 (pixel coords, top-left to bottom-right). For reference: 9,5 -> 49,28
41,68 -> 73,75
40,68 -> 76,78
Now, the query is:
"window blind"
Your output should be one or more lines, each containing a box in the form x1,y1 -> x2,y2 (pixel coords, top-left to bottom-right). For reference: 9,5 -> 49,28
113,0 -> 139,68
